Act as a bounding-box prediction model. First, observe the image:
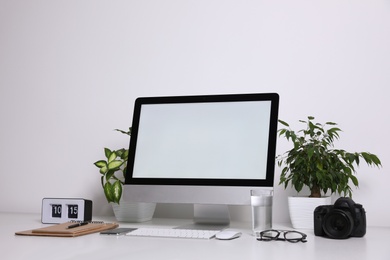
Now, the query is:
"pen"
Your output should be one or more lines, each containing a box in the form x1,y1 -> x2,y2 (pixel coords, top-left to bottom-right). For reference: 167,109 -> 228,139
67,222 -> 88,229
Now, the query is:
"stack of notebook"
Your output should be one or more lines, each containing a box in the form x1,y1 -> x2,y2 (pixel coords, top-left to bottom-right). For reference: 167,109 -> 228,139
15,221 -> 118,237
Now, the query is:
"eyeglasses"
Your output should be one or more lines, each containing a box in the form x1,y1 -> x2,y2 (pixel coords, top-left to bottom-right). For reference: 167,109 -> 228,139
256,229 -> 307,243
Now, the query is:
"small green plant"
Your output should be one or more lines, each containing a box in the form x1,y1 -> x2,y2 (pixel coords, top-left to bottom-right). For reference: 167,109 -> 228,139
94,128 -> 130,204
277,116 -> 382,198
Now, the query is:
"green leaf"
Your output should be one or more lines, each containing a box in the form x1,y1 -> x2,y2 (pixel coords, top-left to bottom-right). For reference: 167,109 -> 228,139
112,180 -> 122,204
104,148 -> 112,159
278,129 -> 287,136
350,175 -> 359,186
361,152 -> 382,167
123,166 -> 127,179
316,162 -> 323,171
99,166 -> 108,174
114,128 -> 131,136
278,119 -> 289,127
371,154 -> 382,166
104,182 -> 114,203
117,149 -> 129,160
94,160 -> 107,169
105,170 -> 115,181
108,151 -> 117,163
308,147 -> 314,159
108,160 -> 123,170
122,149 -> 129,160
294,182 -> 303,192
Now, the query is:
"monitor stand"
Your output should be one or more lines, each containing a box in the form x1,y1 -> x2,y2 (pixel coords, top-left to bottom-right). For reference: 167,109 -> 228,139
175,204 -> 230,230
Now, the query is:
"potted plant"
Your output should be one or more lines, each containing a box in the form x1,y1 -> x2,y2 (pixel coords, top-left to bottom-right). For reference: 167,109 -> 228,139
94,128 -> 156,222
277,116 -> 382,228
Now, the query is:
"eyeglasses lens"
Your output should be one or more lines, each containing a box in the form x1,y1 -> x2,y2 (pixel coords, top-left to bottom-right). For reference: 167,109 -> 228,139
284,231 -> 306,242
260,230 -> 279,241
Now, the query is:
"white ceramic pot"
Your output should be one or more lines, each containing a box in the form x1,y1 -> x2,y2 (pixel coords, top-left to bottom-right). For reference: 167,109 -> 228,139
111,201 -> 156,222
288,196 -> 332,229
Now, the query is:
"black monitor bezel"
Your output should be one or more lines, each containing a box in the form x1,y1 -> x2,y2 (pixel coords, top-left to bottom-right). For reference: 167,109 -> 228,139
125,93 -> 279,187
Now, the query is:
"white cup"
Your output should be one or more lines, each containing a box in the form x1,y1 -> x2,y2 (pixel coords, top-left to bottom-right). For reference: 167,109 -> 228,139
251,190 -> 273,236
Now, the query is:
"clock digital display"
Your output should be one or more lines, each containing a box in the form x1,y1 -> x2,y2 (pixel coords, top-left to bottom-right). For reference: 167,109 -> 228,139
67,204 -> 78,219
51,204 -> 62,218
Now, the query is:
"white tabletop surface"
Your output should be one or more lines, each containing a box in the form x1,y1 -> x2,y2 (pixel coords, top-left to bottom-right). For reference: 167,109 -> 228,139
2,212 -> 389,260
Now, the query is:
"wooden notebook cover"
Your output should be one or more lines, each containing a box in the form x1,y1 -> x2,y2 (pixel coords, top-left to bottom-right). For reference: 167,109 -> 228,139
15,222 -> 118,237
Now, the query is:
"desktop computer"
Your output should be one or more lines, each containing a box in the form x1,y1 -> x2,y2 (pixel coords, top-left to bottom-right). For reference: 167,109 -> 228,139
123,93 -> 279,227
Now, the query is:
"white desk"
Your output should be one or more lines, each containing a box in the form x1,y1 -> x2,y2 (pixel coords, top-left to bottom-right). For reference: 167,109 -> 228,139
2,212 -> 389,260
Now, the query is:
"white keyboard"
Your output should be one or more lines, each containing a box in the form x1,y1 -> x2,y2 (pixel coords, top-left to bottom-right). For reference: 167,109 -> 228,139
125,227 -> 220,240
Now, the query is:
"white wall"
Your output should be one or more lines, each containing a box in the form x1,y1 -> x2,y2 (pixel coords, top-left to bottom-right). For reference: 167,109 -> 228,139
0,0 -> 389,226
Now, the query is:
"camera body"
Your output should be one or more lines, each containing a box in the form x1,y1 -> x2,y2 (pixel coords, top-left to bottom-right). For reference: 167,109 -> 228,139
314,197 -> 366,239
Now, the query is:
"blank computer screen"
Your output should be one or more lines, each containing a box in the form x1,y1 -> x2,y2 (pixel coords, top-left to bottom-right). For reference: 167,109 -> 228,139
131,101 -> 271,180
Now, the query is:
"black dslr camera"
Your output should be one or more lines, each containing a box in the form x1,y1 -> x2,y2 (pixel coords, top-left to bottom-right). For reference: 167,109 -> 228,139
314,197 -> 366,239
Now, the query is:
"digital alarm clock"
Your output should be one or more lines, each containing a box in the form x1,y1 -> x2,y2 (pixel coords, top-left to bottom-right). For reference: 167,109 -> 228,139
41,198 -> 93,224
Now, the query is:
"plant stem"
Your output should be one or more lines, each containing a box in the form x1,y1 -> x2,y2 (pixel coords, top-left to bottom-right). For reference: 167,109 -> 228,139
310,184 -> 321,198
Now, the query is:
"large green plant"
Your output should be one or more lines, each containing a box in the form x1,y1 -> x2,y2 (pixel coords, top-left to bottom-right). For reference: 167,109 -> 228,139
94,128 -> 130,204
277,116 -> 381,198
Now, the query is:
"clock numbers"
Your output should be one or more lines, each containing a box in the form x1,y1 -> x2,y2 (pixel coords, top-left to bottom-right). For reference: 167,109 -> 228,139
51,204 -> 79,218
42,198 -> 92,224
51,204 -> 62,218
68,204 -> 79,219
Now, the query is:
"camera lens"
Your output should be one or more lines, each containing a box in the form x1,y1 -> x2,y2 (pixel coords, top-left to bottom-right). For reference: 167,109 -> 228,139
323,209 -> 354,239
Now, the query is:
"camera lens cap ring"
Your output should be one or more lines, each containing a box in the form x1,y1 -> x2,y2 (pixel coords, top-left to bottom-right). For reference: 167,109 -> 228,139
323,209 -> 354,239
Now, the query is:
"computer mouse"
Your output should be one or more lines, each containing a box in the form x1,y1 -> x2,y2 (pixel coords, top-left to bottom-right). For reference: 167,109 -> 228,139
215,230 -> 242,240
